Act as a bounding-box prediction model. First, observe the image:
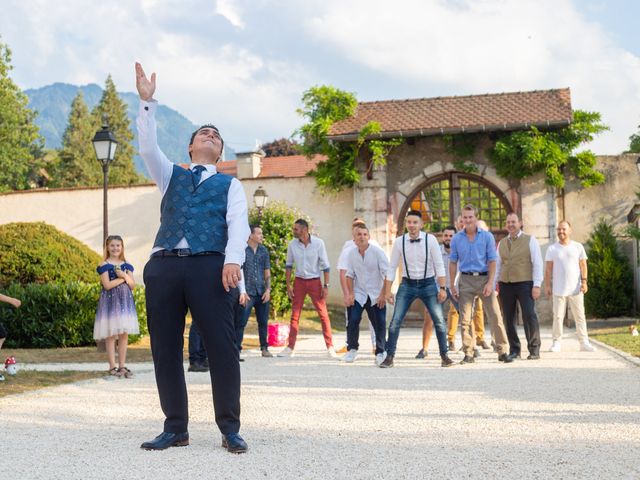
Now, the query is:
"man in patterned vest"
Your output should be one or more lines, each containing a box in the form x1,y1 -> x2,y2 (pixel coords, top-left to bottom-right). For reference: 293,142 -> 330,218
135,63 -> 250,454
495,213 -> 543,360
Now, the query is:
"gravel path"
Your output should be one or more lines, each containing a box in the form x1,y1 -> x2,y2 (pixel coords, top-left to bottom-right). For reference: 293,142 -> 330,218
1,328 -> 639,480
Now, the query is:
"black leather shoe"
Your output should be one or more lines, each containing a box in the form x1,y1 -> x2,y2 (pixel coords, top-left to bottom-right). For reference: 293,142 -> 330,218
188,362 -> 209,372
441,355 -> 454,367
379,355 -> 394,368
141,432 -> 189,450
498,353 -> 514,363
460,355 -> 475,364
473,348 -> 481,358
507,352 -> 521,361
527,353 -> 540,360
222,433 -> 248,454
415,349 -> 427,359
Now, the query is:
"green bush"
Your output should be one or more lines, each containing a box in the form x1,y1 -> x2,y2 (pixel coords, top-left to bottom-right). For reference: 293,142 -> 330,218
249,201 -> 311,319
0,222 -> 102,287
0,282 -> 147,348
585,220 -> 633,318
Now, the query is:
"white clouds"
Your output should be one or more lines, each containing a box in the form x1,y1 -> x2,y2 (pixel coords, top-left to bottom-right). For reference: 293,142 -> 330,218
215,0 -> 245,29
303,0 -> 640,153
0,0 -> 638,153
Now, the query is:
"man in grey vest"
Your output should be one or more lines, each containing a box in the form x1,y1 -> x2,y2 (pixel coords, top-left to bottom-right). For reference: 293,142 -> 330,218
495,213 -> 543,360
135,63 -> 250,454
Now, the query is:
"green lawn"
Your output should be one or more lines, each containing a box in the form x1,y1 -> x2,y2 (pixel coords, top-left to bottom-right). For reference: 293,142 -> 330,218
0,370 -> 106,398
590,326 -> 640,358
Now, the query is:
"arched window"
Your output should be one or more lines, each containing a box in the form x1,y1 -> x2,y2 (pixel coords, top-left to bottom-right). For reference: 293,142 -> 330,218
403,173 -> 511,236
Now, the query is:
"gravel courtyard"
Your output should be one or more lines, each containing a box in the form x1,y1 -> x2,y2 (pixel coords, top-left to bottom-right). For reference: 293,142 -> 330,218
1,328 -> 638,480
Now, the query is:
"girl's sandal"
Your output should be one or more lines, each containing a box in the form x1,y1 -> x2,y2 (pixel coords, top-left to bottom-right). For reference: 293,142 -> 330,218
118,367 -> 133,379
108,367 -> 119,377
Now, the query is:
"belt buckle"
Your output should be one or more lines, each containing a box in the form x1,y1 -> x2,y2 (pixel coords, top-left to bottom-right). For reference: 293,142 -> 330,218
176,248 -> 191,257
472,272 -> 479,276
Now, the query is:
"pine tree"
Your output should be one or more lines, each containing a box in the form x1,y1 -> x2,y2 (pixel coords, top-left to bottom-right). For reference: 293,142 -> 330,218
49,91 -> 101,187
0,39 -> 44,192
91,75 -> 141,185
584,220 -> 633,318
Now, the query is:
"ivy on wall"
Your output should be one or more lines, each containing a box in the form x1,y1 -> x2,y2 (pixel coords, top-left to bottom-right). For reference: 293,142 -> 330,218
296,85 -> 403,193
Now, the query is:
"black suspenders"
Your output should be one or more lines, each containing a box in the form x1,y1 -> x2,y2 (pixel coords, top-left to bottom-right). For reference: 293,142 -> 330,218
402,233 -> 429,280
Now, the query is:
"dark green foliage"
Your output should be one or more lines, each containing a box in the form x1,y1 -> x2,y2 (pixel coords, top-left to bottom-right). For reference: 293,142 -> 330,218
489,110 -> 608,188
627,125 -> 640,153
0,282 -> 147,348
584,220 -> 633,318
296,85 -> 402,193
48,91 -> 101,187
261,138 -> 300,157
248,202 -> 311,319
442,134 -> 480,173
0,39 -> 45,192
92,75 -> 142,185
0,222 -> 102,287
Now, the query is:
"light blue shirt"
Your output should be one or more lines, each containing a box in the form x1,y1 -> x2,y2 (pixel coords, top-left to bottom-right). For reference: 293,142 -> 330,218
449,228 -> 497,273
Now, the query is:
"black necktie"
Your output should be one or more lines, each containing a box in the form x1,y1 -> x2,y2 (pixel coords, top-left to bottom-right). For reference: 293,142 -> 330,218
192,165 -> 207,186
409,238 -> 421,243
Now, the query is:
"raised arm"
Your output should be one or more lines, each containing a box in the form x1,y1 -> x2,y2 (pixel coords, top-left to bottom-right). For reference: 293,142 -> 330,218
135,62 -> 156,101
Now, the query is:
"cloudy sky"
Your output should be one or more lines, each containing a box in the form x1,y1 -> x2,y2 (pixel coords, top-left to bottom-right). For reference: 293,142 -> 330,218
1,0 -> 639,154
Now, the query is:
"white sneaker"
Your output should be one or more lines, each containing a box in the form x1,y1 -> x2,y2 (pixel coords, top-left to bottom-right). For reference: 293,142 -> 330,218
327,346 -> 338,358
375,352 -> 387,366
341,349 -> 358,363
548,341 -> 561,353
277,346 -> 294,357
580,342 -> 597,352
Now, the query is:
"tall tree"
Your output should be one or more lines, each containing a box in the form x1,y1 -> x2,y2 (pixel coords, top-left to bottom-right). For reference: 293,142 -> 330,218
92,75 -> 141,185
0,39 -> 44,192
49,91 -> 101,187
627,125 -> 640,153
261,137 -> 300,157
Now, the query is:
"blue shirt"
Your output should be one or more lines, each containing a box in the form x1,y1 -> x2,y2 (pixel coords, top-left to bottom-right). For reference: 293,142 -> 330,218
449,229 -> 497,273
242,244 -> 271,296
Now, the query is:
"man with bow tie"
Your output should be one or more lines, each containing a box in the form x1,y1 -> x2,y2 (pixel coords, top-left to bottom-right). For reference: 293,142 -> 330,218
135,62 -> 250,454
380,210 -> 453,368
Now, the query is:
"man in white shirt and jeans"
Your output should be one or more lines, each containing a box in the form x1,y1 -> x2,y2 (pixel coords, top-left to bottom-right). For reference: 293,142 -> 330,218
343,225 -> 389,365
544,220 -> 596,352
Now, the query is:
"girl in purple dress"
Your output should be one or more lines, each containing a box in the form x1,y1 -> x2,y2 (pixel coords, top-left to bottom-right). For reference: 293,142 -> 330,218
94,235 -> 139,378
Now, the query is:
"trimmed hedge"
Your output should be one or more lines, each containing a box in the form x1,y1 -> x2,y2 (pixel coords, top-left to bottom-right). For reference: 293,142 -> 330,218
0,222 -> 102,287
0,282 -> 147,348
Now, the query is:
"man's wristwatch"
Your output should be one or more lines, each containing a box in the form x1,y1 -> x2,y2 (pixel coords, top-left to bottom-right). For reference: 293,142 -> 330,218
323,283 -> 329,288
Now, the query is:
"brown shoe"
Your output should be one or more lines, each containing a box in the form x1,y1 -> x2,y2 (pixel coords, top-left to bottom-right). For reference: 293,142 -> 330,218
261,348 -> 273,358
379,355 -> 394,368
460,355 -> 475,364
448,341 -> 456,351
441,355 -> 454,367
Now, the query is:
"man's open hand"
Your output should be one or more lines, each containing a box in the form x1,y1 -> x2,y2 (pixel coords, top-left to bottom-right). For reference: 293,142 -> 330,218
135,62 -> 156,101
222,264 -> 242,292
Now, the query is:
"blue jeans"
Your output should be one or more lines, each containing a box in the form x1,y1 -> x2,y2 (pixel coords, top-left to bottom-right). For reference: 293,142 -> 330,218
235,294 -> 270,350
347,298 -> 386,354
386,277 -> 448,357
188,322 -> 207,364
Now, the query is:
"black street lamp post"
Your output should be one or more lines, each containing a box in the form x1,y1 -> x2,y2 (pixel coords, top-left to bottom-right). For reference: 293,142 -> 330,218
92,120 -> 118,241
253,186 -> 269,219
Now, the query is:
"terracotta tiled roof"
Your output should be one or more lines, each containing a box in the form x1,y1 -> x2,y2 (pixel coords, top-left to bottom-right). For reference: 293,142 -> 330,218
328,88 -> 572,140
212,154 -> 325,179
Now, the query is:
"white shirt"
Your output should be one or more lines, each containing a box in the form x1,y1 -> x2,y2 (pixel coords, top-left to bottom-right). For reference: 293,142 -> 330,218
286,235 -> 330,279
345,244 -> 389,306
137,100 -> 249,265
495,230 -> 544,288
386,232 -> 445,282
544,241 -> 588,296
337,238 -> 381,271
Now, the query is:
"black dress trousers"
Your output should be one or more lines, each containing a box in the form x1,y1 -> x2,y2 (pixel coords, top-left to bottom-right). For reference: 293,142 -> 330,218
498,280 -> 541,356
144,254 -> 240,434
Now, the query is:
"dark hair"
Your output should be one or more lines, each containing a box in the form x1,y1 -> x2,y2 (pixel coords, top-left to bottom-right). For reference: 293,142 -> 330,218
406,210 -> 423,219
294,218 -> 309,229
249,224 -> 261,234
442,225 -> 456,233
189,124 -> 224,161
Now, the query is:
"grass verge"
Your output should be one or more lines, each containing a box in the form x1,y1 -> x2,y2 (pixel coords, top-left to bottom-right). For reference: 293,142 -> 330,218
590,326 -> 640,358
2,307 -> 346,364
0,370 -> 105,398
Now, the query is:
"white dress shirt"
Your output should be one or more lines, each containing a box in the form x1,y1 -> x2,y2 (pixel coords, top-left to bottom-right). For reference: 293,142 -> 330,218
337,238 -> 381,271
286,235 -> 330,279
137,100 -> 249,265
495,230 -> 544,287
386,232 -> 445,281
346,244 -> 389,306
